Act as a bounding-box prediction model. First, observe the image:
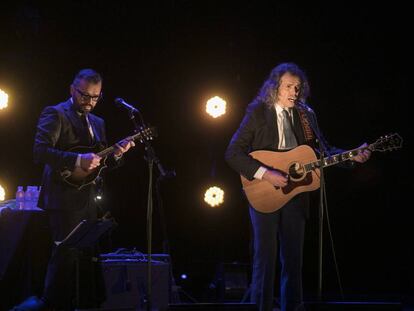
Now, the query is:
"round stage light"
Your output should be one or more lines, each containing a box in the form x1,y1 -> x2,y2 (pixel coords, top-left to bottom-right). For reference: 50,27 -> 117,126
0,185 -> 5,201
204,186 -> 224,207
206,96 -> 226,118
0,89 -> 9,110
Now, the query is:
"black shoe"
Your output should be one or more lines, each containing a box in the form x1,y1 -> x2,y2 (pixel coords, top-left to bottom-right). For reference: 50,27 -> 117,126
10,296 -> 49,311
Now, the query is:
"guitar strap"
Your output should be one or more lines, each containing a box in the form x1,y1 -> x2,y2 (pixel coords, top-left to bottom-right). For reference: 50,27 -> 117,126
297,106 -> 315,143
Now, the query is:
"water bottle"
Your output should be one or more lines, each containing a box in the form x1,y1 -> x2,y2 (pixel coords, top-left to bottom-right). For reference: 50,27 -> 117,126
33,186 -> 40,209
24,186 -> 34,210
15,186 -> 25,210
28,186 -> 39,209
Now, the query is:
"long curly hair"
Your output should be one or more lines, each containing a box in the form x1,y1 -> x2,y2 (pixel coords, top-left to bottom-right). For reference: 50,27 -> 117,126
253,62 -> 310,109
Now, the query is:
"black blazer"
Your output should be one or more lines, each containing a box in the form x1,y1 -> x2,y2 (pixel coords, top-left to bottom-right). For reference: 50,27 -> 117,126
225,100 -> 344,181
33,99 -> 107,210
225,101 -> 308,180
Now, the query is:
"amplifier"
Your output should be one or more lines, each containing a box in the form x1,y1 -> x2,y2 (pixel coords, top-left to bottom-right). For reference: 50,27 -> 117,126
100,252 -> 170,311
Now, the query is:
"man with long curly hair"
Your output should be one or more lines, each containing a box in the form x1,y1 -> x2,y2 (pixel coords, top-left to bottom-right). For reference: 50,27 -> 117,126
225,62 -> 370,311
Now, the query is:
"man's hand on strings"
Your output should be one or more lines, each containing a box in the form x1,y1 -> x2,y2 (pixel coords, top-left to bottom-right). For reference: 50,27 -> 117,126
114,138 -> 135,157
81,153 -> 101,170
263,169 -> 289,187
352,143 -> 371,163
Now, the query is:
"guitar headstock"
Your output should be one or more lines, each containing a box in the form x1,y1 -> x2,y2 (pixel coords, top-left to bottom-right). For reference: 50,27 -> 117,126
371,133 -> 403,152
131,126 -> 157,143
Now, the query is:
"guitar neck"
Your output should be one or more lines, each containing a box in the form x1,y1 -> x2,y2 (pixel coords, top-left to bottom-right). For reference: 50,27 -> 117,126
96,131 -> 146,158
97,146 -> 117,158
304,144 -> 373,172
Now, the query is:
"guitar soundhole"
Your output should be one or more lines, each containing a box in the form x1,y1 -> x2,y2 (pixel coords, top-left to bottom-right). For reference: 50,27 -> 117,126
288,162 -> 305,181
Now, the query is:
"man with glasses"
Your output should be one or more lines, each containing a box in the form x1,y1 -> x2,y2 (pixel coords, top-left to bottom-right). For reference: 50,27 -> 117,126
13,69 -> 134,310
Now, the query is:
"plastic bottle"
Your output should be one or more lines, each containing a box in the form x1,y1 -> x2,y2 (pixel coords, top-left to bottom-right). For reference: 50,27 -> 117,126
33,186 -> 40,209
28,186 -> 39,209
15,186 -> 25,210
24,186 -> 34,210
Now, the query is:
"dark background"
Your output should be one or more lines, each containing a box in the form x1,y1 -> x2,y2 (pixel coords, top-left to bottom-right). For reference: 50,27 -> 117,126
0,0 -> 412,304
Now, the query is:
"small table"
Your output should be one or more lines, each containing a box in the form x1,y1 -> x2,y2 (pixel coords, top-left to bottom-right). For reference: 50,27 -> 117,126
0,207 -> 51,310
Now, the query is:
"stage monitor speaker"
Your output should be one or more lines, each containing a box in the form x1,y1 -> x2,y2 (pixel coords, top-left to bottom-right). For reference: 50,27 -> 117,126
100,257 -> 170,310
215,262 -> 250,302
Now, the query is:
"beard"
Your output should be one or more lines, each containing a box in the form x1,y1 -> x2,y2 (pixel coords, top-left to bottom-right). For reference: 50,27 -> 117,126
80,104 -> 93,112
74,102 -> 94,113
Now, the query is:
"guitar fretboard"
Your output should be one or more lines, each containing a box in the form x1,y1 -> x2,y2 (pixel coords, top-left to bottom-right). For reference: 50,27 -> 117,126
304,145 -> 372,172
97,146 -> 118,158
96,129 -> 152,158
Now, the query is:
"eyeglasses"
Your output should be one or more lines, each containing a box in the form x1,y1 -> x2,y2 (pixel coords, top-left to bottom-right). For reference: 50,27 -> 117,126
75,88 -> 102,102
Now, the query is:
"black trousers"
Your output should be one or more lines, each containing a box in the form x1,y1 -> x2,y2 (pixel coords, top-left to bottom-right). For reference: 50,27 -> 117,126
42,202 -> 104,309
249,194 -> 308,311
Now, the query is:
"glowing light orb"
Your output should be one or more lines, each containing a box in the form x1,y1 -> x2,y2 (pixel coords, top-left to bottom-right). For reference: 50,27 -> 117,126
0,89 -> 8,110
206,96 -> 226,118
204,186 -> 224,207
0,185 -> 5,201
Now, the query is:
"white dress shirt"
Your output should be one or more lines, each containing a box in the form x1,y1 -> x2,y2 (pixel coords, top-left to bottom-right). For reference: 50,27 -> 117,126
253,103 -> 294,180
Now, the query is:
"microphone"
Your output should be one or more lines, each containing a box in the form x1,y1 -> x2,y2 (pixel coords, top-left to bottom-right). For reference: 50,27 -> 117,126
296,100 -> 313,113
114,98 -> 139,113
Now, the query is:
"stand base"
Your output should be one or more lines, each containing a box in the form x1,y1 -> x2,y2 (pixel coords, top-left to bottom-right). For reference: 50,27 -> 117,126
305,301 -> 402,311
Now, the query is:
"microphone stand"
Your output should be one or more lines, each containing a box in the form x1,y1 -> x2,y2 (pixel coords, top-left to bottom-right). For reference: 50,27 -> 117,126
155,170 -> 180,303
127,108 -> 170,311
298,102 -> 329,301
316,136 -> 327,301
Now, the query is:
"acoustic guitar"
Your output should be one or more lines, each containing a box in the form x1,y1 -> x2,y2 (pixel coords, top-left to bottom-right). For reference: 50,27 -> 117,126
241,133 -> 402,213
60,127 -> 155,190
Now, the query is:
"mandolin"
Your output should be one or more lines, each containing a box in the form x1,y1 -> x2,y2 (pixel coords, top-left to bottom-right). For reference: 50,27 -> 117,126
60,127 -> 155,189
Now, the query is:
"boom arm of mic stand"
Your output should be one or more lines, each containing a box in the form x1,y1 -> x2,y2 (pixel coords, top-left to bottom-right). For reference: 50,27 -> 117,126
128,110 -> 173,179
128,107 -> 146,127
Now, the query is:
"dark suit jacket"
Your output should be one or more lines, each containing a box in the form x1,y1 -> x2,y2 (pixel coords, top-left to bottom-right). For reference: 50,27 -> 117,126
33,99 -> 107,211
226,101 -> 308,180
225,100 -> 345,181
225,100 -> 349,218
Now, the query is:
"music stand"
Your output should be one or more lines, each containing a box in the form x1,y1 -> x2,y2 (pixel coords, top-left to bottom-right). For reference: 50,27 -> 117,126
57,219 -> 116,307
